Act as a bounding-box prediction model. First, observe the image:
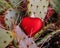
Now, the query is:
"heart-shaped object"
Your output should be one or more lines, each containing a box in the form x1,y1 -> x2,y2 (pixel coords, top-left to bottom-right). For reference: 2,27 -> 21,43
20,17 -> 43,37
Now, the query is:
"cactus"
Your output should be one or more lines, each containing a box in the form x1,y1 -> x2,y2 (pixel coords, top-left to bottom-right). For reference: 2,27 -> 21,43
4,8 -> 19,30
27,0 -> 49,20
6,0 -> 22,9
0,28 -> 13,48
0,0 -> 11,12
50,0 -> 60,14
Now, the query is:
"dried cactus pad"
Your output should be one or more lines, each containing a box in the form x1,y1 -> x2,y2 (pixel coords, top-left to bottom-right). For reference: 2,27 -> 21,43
0,28 -> 13,48
50,0 -> 60,14
27,0 -> 49,20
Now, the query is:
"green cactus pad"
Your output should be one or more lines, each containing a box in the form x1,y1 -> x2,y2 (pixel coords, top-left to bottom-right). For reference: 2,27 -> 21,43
4,8 -> 19,30
0,0 -> 11,12
27,0 -> 49,20
0,28 -> 13,48
7,0 -> 22,9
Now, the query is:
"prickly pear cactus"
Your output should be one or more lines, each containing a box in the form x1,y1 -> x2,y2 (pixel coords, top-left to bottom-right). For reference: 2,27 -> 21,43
0,28 -> 13,48
50,0 -> 60,14
27,0 -> 49,20
0,0 -> 11,12
4,8 -> 19,30
7,0 -> 22,9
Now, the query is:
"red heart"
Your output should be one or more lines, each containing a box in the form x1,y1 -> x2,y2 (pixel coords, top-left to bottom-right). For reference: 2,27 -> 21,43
20,17 -> 43,37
